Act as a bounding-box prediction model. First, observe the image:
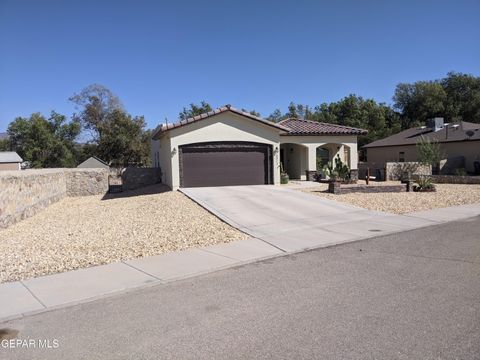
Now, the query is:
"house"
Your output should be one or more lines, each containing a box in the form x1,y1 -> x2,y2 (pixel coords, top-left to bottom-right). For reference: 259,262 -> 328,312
364,118 -> 480,174
151,105 -> 367,189
77,156 -> 110,169
0,151 -> 23,170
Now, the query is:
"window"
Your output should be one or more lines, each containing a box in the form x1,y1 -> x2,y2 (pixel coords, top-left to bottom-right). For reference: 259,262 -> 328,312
399,151 -> 405,162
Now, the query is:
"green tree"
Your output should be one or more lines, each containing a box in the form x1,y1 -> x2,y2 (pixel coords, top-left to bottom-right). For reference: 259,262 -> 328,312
416,136 -> 443,168
179,101 -> 212,120
7,112 -> 80,168
441,72 -> 480,123
267,109 -> 283,122
70,84 -> 123,140
393,81 -> 447,129
96,110 -> 150,167
241,108 -> 261,117
70,84 -> 151,166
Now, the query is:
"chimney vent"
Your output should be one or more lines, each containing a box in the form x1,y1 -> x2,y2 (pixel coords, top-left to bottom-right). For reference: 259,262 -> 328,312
426,117 -> 444,132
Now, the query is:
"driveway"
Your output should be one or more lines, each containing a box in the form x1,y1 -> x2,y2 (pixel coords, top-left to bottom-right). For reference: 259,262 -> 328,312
180,185 -> 437,252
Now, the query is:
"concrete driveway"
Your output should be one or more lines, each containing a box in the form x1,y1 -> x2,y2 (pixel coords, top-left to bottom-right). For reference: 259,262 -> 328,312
181,185 -> 436,252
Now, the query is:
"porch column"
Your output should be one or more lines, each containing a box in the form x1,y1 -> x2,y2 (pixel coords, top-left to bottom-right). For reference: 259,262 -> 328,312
347,142 -> 358,180
349,143 -> 358,169
305,145 -> 317,181
307,145 -> 317,170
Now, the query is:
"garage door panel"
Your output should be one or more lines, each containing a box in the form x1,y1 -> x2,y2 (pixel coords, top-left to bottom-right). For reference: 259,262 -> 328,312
180,142 -> 272,187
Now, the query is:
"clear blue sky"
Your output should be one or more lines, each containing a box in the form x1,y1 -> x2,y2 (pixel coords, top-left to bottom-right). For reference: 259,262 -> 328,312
1,0 -> 479,132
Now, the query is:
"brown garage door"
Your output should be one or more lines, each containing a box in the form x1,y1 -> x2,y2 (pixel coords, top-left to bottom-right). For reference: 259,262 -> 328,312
179,142 -> 273,187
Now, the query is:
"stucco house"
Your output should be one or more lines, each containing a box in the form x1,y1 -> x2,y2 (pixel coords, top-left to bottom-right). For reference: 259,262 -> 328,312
364,118 -> 480,175
77,156 -> 110,170
151,105 -> 366,189
0,151 -> 23,171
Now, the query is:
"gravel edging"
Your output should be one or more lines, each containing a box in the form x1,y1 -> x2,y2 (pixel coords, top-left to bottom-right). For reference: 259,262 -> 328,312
301,183 -> 480,214
0,185 -> 248,283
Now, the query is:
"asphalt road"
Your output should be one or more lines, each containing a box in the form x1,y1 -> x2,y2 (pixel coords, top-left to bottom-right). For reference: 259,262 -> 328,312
2,217 -> 479,359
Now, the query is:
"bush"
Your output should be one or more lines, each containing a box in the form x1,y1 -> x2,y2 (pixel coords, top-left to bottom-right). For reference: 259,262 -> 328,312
453,168 -> 468,176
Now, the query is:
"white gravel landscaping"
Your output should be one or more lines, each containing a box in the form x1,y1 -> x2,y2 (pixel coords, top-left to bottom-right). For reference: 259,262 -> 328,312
0,185 -> 247,283
301,182 -> 480,214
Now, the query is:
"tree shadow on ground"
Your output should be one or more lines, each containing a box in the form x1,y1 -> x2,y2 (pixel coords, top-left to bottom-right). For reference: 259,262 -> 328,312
101,184 -> 171,200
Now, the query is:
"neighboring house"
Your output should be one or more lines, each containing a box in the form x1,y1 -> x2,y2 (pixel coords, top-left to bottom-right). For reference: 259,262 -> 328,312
151,105 -> 367,189
0,151 -> 23,170
77,156 -> 110,169
364,118 -> 480,174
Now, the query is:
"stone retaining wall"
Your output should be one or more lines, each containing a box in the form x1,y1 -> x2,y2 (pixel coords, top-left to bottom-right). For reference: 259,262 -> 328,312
430,175 -> 480,184
328,182 -> 407,194
0,168 -> 108,229
385,162 -> 431,181
121,167 -> 162,191
64,168 -> 109,196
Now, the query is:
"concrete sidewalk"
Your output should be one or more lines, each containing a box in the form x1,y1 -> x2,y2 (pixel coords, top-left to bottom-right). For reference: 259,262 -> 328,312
1,198 -> 479,322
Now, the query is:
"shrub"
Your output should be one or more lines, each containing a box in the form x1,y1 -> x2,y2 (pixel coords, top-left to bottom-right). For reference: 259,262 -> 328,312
454,168 -> 468,176
413,176 -> 436,192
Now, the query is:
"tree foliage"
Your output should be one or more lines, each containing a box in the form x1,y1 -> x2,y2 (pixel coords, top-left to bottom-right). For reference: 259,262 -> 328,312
7,112 -> 80,168
416,136 -> 443,166
70,84 -> 150,167
179,101 -> 212,120
394,72 -> 480,126
268,95 -> 401,148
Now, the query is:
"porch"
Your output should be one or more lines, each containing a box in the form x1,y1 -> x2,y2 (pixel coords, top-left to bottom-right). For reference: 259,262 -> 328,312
280,139 -> 358,181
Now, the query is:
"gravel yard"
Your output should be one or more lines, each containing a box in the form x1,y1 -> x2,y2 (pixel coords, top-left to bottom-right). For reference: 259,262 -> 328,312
0,185 -> 247,283
301,182 -> 480,214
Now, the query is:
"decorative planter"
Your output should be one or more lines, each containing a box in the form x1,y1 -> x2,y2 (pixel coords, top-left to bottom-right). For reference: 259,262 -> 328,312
280,173 -> 289,184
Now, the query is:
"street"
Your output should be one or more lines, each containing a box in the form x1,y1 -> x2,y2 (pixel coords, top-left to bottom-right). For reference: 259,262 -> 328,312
1,216 -> 479,359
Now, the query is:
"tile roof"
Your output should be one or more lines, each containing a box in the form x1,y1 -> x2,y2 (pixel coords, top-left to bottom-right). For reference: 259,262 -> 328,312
152,105 -> 290,139
363,121 -> 480,148
279,118 -> 368,136
0,151 -> 22,163
152,106 -> 368,139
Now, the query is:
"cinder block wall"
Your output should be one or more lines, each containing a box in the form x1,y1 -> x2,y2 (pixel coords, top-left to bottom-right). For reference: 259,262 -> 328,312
0,168 -> 108,229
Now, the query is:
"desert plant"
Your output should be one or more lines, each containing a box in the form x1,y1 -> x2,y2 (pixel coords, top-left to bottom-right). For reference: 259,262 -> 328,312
322,155 -> 350,182
413,176 -> 436,192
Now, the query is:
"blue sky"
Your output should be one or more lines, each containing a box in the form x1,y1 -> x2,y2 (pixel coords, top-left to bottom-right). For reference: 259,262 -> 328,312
0,0 -> 479,131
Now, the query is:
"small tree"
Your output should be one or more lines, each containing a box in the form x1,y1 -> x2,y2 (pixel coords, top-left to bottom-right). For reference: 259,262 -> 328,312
416,136 -> 443,172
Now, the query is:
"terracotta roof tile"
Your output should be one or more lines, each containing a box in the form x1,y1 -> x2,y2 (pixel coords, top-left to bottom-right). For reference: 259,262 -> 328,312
152,105 -> 289,139
279,118 -> 368,136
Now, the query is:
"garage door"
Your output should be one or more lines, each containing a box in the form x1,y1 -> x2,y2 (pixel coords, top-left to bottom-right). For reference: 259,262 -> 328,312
179,142 -> 273,187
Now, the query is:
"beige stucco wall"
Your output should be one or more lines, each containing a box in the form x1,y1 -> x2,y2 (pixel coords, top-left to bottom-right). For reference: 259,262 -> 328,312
0,162 -> 20,170
366,140 -> 480,173
156,112 -> 282,189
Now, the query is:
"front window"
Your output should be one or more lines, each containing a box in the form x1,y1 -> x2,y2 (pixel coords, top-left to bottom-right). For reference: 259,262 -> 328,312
399,151 -> 405,162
